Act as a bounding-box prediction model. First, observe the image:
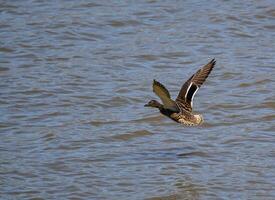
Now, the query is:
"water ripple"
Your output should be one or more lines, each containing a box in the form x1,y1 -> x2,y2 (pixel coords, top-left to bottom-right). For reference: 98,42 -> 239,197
1,1 -> 275,200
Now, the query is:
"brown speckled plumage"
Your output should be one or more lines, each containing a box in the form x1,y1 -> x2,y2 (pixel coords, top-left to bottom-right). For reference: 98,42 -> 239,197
145,59 -> 216,126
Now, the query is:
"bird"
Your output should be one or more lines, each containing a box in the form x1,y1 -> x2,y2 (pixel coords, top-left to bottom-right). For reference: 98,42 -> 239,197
144,59 -> 216,126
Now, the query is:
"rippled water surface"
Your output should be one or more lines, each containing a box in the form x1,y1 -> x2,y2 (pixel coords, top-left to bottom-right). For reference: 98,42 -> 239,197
1,1 -> 275,199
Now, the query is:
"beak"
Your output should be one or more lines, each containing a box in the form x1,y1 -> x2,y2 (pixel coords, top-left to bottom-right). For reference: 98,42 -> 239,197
144,103 -> 149,107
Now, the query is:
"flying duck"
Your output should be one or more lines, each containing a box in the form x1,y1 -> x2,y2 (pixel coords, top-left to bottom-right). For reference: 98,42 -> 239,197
144,59 -> 216,126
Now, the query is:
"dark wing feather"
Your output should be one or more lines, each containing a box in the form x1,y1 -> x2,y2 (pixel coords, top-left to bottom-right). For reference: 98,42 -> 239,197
191,58 -> 216,87
153,79 -> 171,98
176,59 -> 216,112
153,80 -> 178,111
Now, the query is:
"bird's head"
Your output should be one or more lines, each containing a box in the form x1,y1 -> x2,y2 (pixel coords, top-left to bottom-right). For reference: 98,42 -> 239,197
144,100 -> 162,108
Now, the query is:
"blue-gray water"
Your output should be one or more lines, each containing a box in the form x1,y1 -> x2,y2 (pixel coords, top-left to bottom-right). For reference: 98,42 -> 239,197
1,1 -> 275,199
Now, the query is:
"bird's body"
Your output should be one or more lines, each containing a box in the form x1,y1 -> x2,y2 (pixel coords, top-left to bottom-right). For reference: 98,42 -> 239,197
145,59 -> 216,126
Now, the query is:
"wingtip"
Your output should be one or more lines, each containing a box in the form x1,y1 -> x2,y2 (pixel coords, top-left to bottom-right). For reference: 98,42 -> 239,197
153,79 -> 160,85
210,58 -> 216,66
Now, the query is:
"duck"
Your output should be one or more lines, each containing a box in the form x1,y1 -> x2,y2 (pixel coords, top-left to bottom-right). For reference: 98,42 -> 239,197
144,59 -> 216,126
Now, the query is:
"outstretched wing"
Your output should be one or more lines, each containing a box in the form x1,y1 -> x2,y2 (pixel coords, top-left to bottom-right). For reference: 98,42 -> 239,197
176,59 -> 216,112
153,80 -> 178,111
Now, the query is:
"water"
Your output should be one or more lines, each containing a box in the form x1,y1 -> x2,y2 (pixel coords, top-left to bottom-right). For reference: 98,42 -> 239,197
1,0 -> 275,199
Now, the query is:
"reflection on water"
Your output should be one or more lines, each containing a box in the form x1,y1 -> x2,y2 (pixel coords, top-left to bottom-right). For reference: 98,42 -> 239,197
1,0 -> 275,199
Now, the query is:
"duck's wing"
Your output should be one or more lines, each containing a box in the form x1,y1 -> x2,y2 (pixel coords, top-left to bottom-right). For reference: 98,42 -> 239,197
153,80 -> 178,111
176,59 -> 216,112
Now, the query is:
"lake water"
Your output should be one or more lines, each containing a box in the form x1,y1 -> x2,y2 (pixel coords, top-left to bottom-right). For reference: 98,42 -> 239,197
1,0 -> 275,199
